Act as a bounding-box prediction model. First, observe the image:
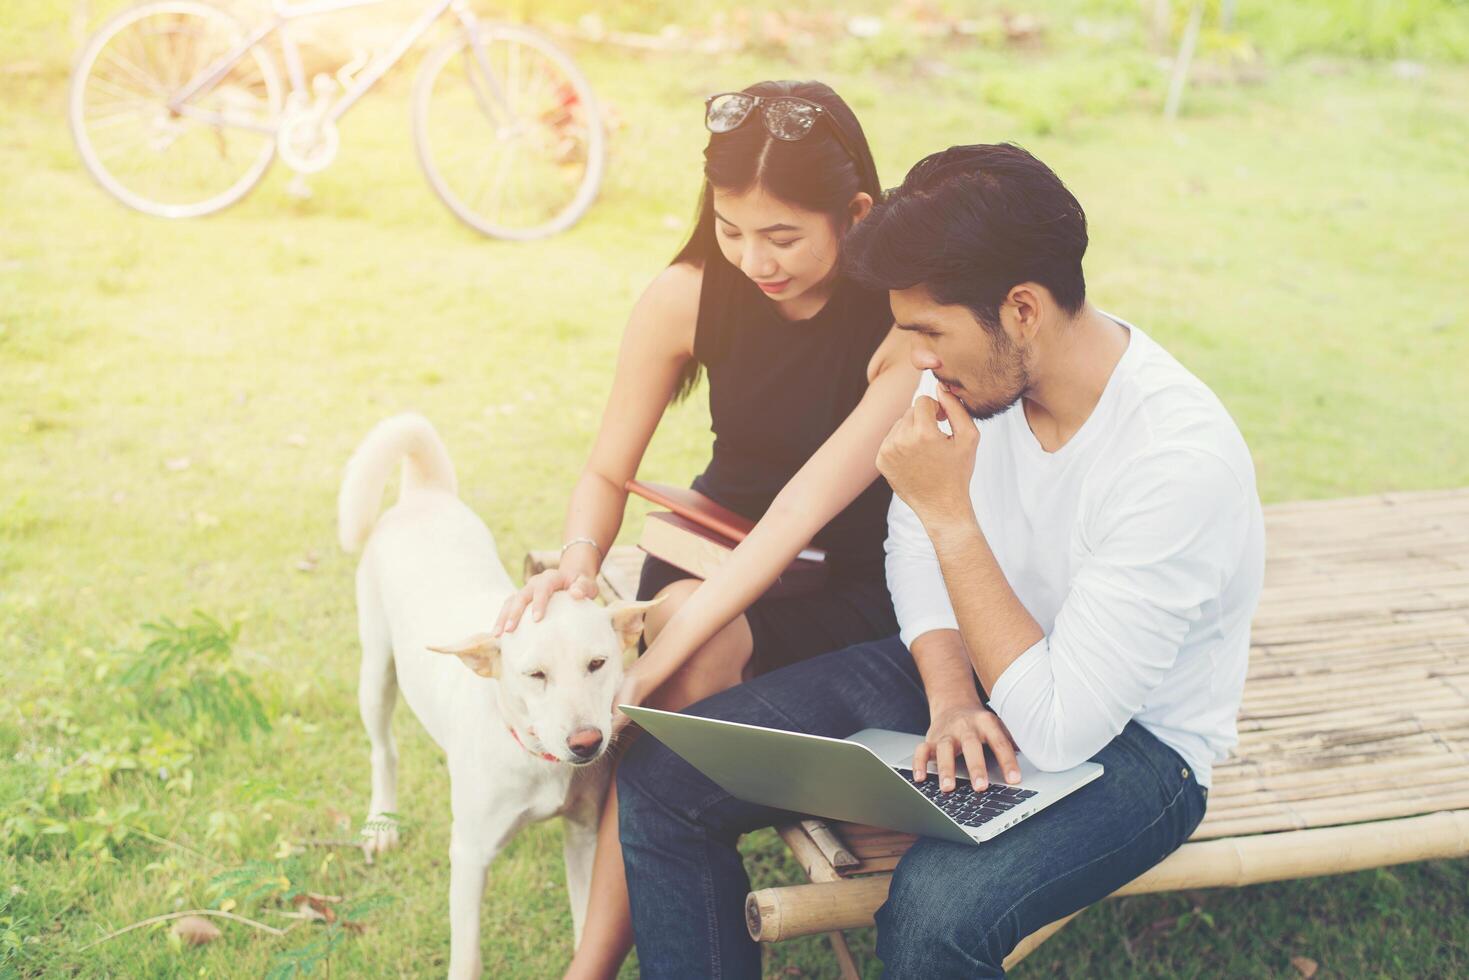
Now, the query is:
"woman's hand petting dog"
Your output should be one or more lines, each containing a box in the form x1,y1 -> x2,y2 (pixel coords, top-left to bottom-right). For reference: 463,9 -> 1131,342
495,568 -> 600,635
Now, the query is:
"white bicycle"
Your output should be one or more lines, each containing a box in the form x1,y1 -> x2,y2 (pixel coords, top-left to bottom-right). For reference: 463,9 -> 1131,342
68,0 -> 607,240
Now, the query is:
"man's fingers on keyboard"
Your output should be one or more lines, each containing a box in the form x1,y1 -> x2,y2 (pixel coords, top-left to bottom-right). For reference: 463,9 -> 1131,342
936,736 -> 958,792
983,715 -> 1023,784
961,736 -> 988,791
911,743 -> 930,782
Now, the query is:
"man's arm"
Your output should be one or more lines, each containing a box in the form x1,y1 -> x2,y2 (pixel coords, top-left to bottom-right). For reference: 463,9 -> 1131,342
883,448 -> 961,648
883,376 -> 1020,790
977,449 -> 1251,770
880,383 -> 1042,691
922,519 -> 1042,695
882,385 -> 1252,771
907,629 -> 1021,790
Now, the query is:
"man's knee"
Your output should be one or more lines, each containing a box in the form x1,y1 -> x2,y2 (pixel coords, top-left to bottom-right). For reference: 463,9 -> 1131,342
875,840 -> 1013,976
877,840 -> 975,935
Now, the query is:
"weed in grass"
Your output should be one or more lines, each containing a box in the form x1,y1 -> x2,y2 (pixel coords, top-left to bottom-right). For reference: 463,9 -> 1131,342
1,613 -> 269,861
0,888 -> 34,972
113,613 -> 272,744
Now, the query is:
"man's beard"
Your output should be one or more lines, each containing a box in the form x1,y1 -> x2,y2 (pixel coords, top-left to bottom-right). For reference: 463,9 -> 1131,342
958,334 -> 1029,421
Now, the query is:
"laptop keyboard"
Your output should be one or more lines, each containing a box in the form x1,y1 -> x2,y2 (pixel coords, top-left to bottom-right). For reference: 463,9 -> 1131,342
895,768 -> 1038,828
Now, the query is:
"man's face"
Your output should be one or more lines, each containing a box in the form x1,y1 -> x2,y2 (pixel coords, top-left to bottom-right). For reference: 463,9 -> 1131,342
890,285 -> 1029,421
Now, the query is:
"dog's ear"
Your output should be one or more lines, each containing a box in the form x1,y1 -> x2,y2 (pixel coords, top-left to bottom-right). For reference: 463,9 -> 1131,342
606,596 -> 666,649
426,633 -> 501,677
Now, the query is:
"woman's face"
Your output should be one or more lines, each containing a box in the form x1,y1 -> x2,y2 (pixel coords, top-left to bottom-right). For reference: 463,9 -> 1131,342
711,186 -> 860,312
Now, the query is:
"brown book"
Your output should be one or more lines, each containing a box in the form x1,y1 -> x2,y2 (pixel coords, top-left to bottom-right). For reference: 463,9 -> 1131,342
638,512 -> 828,598
626,480 -> 826,564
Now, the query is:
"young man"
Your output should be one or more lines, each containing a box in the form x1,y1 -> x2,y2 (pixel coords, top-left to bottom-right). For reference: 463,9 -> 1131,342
615,143 -> 1265,978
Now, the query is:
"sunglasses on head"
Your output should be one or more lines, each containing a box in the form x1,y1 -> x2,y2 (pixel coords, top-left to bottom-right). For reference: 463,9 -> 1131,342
704,92 -> 860,165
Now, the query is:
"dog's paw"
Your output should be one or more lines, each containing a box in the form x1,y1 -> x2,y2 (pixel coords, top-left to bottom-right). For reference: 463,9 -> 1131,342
359,813 -> 400,862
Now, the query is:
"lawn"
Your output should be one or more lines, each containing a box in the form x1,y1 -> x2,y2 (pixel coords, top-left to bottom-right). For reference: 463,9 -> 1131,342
3,0 -> 1468,976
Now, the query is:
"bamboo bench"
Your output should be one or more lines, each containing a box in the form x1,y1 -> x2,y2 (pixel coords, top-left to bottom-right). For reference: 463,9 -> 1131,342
527,487 -> 1469,976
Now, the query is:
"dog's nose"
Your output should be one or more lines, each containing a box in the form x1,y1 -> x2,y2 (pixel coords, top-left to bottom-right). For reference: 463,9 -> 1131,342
566,727 -> 604,759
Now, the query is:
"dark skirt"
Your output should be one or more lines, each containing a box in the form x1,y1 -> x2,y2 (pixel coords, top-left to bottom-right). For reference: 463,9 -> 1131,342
635,554 -> 899,677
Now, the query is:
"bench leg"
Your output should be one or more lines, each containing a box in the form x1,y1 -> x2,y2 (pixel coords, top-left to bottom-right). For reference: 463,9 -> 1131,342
827,930 -> 860,980
1001,910 -> 1082,970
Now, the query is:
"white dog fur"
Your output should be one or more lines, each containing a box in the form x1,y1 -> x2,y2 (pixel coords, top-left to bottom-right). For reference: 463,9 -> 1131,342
338,414 -> 655,978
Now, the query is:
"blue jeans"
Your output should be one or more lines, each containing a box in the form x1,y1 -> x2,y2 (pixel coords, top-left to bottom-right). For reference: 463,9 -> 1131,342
618,635 -> 1209,978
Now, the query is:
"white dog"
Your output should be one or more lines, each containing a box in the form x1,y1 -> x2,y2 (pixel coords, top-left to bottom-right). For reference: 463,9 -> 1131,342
337,414 -> 654,978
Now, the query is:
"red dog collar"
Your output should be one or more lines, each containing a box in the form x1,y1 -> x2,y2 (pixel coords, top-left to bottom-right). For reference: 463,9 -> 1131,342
507,725 -> 559,763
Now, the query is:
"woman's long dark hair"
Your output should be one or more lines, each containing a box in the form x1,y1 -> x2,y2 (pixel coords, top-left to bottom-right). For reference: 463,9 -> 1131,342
668,80 -> 883,401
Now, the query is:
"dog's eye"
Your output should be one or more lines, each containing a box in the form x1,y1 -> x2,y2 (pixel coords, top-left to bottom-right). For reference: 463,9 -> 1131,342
587,658 -> 606,673
527,670 -> 546,682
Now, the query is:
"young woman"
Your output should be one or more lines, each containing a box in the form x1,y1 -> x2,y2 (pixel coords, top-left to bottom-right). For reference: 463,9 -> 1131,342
493,80 -> 922,978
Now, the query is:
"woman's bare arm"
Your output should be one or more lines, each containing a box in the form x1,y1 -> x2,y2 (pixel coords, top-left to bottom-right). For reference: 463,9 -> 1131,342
630,327 -> 917,691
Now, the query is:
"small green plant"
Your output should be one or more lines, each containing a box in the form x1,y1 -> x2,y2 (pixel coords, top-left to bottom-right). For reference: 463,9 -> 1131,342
1,613 -> 271,860
263,894 -> 397,980
207,856 -> 396,977
207,857 -> 304,907
0,887 -> 32,969
113,613 -> 270,743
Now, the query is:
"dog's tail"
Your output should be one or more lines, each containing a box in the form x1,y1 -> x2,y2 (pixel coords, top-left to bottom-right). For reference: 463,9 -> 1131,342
338,413 -> 458,553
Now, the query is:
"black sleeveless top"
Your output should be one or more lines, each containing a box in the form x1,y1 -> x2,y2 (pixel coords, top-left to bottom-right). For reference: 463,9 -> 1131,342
688,258 -> 895,584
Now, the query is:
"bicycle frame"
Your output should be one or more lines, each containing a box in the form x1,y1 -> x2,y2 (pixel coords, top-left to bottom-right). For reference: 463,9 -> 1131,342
167,0 -> 511,134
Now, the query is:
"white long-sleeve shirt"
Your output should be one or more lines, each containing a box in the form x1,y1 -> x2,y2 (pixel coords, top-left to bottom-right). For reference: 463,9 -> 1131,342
886,318 -> 1264,786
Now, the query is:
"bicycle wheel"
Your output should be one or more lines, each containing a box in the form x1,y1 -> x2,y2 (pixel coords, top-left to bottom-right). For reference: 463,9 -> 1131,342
414,24 -> 606,241
69,1 -> 283,218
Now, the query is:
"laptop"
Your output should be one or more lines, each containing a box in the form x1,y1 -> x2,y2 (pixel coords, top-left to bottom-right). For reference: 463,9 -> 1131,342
620,705 -> 1103,845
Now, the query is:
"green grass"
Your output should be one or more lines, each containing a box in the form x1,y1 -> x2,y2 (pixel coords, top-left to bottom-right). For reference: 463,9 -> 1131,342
3,1 -> 1469,976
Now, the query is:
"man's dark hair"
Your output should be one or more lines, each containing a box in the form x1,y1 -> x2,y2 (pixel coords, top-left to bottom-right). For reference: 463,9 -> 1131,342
844,143 -> 1088,331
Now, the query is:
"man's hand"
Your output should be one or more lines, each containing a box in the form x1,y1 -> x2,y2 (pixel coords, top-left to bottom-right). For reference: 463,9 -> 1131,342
493,568 -> 599,636
913,700 -> 1021,793
877,384 -> 979,530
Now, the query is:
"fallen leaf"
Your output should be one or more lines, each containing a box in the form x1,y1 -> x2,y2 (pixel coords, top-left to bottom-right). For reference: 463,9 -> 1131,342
290,892 -> 342,923
289,900 -> 327,923
1291,956 -> 1319,978
170,915 -> 221,946
1129,914 -> 1177,951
